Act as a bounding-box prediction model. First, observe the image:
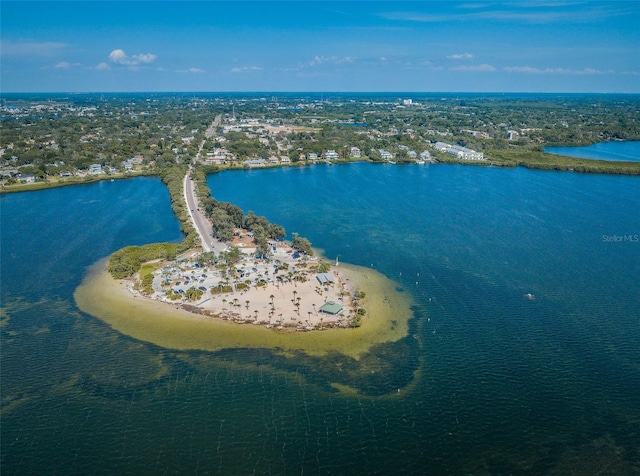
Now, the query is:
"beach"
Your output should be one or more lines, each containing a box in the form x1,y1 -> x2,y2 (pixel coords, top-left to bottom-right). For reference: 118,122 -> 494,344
141,244 -> 360,330
74,255 -> 413,359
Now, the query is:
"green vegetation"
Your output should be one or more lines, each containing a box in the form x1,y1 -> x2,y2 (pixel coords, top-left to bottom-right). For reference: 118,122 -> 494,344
291,233 -> 313,256
107,243 -> 179,279
139,263 -> 160,295
3,93 -> 639,192
486,148 -> 640,175
159,166 -> 198,252
184,287 -> 204,301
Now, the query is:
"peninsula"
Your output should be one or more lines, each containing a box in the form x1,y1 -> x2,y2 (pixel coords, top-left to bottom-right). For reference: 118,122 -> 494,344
74,114 -> 414,356
106,116 -> 368,331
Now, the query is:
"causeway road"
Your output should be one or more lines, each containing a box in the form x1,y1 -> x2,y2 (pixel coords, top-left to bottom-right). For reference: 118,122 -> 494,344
183,114 -> 227,254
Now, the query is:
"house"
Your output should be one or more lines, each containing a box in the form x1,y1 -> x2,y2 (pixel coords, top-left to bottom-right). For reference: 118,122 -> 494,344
88,164 -> 103,175
325,149 -> 339,160
420,150 -> 432,160
379,149 -> 393,160
350,147 -> 361,158
18,174 -> 36,183
280,156 -> 291,163
242,159 -> 266,167
308,153 -> 318,161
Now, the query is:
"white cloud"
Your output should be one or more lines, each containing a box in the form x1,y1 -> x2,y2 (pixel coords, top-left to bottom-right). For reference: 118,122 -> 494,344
380,4 -> 633,25
95,62 -> 110,71
230,66 -> 263,73
451,63 -> 496,72
177,67 -> 205,74
448,52 -> 474,60
54,61 -> 71,69
504,66 -> 610,75
309,55 -> 355,66
108,49 -> 157,66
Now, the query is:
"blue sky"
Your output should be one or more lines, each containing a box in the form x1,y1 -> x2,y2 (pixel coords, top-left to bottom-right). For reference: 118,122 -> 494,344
1,1 -> 638,93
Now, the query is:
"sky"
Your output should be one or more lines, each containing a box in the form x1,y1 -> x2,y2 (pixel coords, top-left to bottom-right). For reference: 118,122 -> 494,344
1,1 -> 639,93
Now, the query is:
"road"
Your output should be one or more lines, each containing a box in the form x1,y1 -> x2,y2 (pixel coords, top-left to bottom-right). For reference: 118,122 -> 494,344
183,114 -> 227,254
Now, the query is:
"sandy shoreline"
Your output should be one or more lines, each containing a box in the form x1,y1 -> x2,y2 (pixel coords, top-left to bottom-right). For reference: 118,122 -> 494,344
135,252 -> 359,331
75,257 -> 414,359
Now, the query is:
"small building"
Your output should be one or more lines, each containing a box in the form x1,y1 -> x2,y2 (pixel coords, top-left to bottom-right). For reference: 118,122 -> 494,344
316,273 -> 335,285
319,301 -> 343,315
420,150 -> 432,160
350,147 -> 361,158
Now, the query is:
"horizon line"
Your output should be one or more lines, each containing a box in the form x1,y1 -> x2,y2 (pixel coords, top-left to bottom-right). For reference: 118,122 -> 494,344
2,90 -> 640,96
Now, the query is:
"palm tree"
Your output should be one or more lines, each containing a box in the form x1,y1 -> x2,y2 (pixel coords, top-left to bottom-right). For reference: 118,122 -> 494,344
269,294 -> 275,306
254,309 -> 258,322
245,300 -> 250,310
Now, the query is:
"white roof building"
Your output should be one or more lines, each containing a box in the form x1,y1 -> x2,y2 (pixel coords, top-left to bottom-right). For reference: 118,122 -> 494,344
325,149 -> 339,160
432,142 -> 484,161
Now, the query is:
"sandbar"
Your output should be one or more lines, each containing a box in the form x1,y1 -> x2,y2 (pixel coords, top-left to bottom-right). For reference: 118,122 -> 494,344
74,258 -> 413,359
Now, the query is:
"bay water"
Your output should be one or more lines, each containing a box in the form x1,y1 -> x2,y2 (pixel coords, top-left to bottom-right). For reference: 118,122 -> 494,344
1,165 -> 639,474
544,140 -> 640,162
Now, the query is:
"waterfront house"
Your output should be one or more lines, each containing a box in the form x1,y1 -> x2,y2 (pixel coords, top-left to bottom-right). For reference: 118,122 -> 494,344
88,164 -> 103,175
379,149 -> 393,160
18,174 -> 36,183
325,149 -> 339,160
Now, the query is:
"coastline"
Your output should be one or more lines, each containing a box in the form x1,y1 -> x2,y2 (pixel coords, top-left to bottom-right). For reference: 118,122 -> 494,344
74,257 -> 413,359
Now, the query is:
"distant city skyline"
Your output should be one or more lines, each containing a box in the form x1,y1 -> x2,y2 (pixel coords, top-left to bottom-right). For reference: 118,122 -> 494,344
2,1 -> 639,93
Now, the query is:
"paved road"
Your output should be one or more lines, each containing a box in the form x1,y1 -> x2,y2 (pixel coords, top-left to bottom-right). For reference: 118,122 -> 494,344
183,114 -> 227,254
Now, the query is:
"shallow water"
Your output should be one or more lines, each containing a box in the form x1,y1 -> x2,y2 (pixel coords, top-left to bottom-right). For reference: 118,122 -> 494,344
2,165 -> 639,474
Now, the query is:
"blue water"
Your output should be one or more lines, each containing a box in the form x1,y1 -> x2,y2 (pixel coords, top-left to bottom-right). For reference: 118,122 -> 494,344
2,166 -> 639,474
544,141 -> 640,162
